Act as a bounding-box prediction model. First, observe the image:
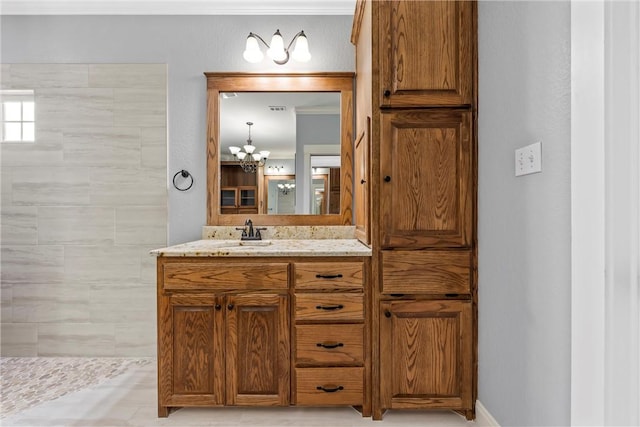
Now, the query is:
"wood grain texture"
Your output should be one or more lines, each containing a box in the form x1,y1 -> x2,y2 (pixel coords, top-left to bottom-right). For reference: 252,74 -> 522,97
205,73 -> 354,226
295,324 -> 364,365
294,262 -> 363,290
354,121 -> 371,245
295,367 -> 364,406
382,250 -> 471,295
163,262 -> 288,291
379,0 -> 473,107
295,293 -> 364,322
380,110 -> 472,248
226,293 -> 289,406
379,299 -> 472,410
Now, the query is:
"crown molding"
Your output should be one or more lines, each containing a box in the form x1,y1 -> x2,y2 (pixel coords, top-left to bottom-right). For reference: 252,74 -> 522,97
0,0 -> 356,15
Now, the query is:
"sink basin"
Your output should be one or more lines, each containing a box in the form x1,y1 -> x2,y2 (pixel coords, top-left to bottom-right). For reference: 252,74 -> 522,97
238,240 -> 272,246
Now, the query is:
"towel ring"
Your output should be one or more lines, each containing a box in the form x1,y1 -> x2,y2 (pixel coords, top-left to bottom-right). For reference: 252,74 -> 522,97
172,170 -> 194,191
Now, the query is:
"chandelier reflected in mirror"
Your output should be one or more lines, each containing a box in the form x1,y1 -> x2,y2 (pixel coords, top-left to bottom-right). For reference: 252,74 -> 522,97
228,122 -> 270,173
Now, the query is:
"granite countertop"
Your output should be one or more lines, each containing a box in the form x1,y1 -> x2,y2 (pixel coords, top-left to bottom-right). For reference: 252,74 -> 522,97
150,239 -> 372,257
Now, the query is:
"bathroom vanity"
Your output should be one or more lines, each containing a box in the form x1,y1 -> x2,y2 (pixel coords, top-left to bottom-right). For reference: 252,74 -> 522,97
153,231 -> 372,417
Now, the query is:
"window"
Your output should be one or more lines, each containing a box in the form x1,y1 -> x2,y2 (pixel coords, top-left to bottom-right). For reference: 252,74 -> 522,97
1,90 -> 35,142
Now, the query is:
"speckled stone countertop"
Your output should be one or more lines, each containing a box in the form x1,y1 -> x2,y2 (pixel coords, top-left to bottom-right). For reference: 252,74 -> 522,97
202,225 -> 357,240
150,239 -> 372,257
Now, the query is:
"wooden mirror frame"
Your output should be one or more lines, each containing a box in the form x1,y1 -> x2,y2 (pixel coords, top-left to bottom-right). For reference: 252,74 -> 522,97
205,72 -> 354,226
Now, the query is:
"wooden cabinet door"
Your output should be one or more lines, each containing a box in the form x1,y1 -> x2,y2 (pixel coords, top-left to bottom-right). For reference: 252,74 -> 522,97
378,0 -> 474,108
380,299 -> 473,411
380,110 -> 473,248
159,294 -> 224,408
226,293 -> 289,406
354,117 -> 371,244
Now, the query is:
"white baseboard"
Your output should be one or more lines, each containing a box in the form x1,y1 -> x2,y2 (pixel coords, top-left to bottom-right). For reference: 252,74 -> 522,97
475,400 -> 500,426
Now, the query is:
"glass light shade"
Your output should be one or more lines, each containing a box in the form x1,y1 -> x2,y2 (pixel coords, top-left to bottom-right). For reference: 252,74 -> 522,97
278,184 -> 284,189
252,153 -> 262,161
267,30 -> 287,62
243,35 -> 264,63
291,33 -> 311,62
229,146 -> 241,155
259,150 -> 270,159
236,152 -> 247,160
243,144 -> 256,154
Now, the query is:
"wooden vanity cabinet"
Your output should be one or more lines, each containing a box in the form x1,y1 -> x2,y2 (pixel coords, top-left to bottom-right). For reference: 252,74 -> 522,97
157,256 -> 370,417
352,0 -> 477,420
157,258 -> 290,416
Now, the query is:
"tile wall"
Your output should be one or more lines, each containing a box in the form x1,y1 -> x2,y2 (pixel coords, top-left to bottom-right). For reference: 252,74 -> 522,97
0,64 -> 167,356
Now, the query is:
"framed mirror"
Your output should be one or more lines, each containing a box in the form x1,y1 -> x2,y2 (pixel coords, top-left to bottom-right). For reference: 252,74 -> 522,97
205,73 -> 354,226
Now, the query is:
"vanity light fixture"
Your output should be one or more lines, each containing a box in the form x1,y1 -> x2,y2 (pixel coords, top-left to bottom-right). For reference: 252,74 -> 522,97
278,182 -> 295,195
228,122 -> 270,173
268,165 -> 285,173
243,29 -> 311,65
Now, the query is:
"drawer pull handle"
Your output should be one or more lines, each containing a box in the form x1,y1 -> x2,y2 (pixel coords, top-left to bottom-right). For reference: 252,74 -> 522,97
316,385 -> 344,393
315,274 -> 343,279
315,304 -> 344,311
316,341 -> 344,349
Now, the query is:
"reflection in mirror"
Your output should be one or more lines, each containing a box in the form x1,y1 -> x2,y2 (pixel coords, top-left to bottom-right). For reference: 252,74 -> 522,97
264,175 -> 296,215
219,92 -> 340,215
205,72 -> 354,226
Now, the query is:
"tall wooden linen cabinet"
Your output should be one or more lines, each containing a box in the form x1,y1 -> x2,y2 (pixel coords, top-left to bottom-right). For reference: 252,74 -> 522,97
351,0 -> 478,420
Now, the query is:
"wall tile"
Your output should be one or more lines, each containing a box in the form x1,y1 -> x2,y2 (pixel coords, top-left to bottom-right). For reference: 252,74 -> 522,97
0,129 -> 64,167
140,127 -> 167,169
1,167 -> 13,206
114,322 -> 156,357
89,64 -> 166,88
0,245 -> 64,285
11,167 -> 90,206
38,323 -> 115,356
1,284 -> 12,322
64,245 -> 141,285
89,283 -> 155,323
63,127 -> 140,167
11,282 -> 90,323
37,88 -> 113,129
0,323 -> 38,356
115,206 -> 166,246
9,64 -> 89,88
0,206 -> 37,245
140,246 -> 159,284
114,88 -> 166,127
0,64 -> 11,89
38,207 -> 115,245
89,167 -> 165,206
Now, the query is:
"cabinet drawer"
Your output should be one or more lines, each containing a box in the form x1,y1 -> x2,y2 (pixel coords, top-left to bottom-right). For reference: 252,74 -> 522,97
163,262 -> 289,291
294,262 -> 363,290
295,324 -> 364,365
295,367 -> 363,405
382,250 -> 471,295
295,293 -> 364,321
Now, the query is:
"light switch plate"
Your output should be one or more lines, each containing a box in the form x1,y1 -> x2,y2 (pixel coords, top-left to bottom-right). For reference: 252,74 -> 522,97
515,141 -> 542,177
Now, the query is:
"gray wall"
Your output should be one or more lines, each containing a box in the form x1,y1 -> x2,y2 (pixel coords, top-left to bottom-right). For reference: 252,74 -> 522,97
0,15 -> 355,244
477,2 -> 571,426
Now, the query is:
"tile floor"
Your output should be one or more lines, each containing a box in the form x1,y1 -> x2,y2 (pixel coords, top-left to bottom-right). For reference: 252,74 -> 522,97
1,358 -> 478,427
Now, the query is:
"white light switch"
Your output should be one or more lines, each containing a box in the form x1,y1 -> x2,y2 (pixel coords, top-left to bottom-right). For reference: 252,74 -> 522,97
515,141 -> 542,177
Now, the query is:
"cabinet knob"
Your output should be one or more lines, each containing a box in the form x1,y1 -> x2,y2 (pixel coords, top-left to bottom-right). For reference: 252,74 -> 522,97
384,176 -> 391,182
384,310 -> 392,318
215,304 -> 222,311
383,89 -> 391,97
360,179 -> 366,184
227,304 -> 234,310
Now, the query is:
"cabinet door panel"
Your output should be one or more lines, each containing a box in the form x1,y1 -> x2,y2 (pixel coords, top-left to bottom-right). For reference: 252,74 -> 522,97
381,110 -> 472,248
226,293 -> 289,406
354,119 -> 371,244
160,294 -> 224,407
380,299 -> 472,410
379,0 -> 474,107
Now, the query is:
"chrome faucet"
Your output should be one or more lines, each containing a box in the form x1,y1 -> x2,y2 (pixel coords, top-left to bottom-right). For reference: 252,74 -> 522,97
236,219 -> 266,241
